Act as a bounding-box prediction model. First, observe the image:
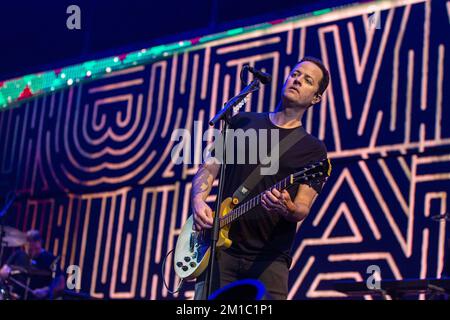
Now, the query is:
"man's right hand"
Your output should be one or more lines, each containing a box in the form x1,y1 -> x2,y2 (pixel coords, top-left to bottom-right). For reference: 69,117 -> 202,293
191,198 -> 214,231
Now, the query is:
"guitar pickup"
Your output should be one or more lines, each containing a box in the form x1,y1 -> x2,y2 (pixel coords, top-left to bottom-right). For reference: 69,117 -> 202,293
189,232 -> 195,252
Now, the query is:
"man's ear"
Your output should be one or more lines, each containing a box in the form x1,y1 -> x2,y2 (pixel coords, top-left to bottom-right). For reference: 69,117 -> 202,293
312,93 -> 322,105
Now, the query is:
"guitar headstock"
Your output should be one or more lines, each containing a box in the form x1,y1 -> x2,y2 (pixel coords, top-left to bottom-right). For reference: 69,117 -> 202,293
293,158 -> 332,187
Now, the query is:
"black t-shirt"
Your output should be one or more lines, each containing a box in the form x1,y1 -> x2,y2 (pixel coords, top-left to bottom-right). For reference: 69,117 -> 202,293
218,112 -> 327,266
6,249 -> 62,299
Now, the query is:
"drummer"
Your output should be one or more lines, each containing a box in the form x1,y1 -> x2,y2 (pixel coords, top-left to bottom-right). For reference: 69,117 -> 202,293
0,230 -> 65,299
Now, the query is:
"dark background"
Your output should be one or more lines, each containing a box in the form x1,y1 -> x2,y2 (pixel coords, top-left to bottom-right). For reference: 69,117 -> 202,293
0,0 -> 359,81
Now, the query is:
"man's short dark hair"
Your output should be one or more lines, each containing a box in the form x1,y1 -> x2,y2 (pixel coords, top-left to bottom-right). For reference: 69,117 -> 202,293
26,229 -> 42,242
298,56 -> 330,96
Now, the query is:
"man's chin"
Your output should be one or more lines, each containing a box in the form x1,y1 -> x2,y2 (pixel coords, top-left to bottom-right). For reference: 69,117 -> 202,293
282,94 -> 303,105
281,98 -> 310,111
282,92 -> 296,101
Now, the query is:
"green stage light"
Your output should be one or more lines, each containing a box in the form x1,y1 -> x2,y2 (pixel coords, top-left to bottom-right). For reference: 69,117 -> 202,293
313,8 -> 332,16
0,1 -> 375,110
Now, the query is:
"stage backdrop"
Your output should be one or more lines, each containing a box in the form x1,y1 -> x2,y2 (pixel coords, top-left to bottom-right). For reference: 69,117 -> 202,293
0,0 -> 449,299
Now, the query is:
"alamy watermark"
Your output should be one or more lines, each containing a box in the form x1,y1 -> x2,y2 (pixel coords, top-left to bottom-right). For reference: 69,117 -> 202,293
170,123 -> 281,175
368,6 -> 382,30
366,265 -> 381,290
66,5 -> 81,30
66,265 -> 81,290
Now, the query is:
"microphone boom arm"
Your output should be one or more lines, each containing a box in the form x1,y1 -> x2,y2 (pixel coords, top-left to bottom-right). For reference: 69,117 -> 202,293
209,79 -> 260,126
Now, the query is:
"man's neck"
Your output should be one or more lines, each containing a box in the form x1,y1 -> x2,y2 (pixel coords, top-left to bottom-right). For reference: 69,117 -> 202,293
270,104 -> 306,129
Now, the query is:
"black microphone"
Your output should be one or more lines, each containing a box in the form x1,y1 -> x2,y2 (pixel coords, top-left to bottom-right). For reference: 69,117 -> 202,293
243,65 -> 272,85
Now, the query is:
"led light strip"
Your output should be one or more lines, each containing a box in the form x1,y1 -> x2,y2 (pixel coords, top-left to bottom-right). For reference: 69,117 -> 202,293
0,0 -> 381,110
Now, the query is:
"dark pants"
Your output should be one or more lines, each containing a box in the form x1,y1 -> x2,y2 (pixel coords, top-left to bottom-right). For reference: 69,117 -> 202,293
194,249 -> 289,300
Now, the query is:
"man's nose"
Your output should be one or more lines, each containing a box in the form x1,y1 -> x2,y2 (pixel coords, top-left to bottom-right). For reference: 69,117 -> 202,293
293,76 -> 302,86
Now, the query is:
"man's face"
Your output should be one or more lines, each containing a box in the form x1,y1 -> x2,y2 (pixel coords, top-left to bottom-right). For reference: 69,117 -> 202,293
281,61 -> 324,108
24,240 -> 42,259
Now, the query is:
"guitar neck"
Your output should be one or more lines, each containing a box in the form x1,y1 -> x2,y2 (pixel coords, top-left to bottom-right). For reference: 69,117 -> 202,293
219,174 -> 295,228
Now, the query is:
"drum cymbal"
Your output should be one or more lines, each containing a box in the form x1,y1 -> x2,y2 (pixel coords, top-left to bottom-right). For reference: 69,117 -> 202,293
1,226 -> 27,247
9,265 -> 51,277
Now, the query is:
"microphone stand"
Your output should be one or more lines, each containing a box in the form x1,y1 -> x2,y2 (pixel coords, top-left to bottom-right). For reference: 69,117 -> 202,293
204,78 -> 260,299
0,193 -> 17,266
48,255 -> 61,300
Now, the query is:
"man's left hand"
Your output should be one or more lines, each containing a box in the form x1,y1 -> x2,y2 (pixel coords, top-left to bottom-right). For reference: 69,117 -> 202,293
261,188 -> 296,218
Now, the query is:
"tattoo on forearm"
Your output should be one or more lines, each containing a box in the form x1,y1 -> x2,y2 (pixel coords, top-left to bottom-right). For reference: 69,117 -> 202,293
191,166 -> 214,200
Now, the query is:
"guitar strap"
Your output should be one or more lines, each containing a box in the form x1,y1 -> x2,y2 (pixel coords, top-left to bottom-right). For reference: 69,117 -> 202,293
231,125 -> 307,205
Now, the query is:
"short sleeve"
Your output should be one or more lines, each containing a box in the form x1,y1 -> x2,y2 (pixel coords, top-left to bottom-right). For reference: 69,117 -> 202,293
305,140 -> 328,194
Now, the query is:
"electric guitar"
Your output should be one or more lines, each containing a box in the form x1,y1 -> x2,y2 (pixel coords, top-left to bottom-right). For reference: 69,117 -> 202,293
174,158 -> 332,280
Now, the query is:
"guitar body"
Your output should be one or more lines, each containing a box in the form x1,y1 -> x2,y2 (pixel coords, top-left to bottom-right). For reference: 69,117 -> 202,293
174,197 -> 234,280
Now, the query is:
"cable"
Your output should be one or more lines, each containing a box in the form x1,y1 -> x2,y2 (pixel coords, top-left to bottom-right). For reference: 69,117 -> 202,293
161,249 -> 184,294
240,66 -> 248,86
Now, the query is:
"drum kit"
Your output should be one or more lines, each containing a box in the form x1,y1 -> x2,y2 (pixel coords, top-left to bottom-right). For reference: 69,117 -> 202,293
0,225 -> 51,300
0,194 -> 92,300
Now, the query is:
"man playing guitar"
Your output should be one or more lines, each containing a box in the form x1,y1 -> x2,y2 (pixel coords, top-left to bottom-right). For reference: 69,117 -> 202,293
191,57 -> 331,299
